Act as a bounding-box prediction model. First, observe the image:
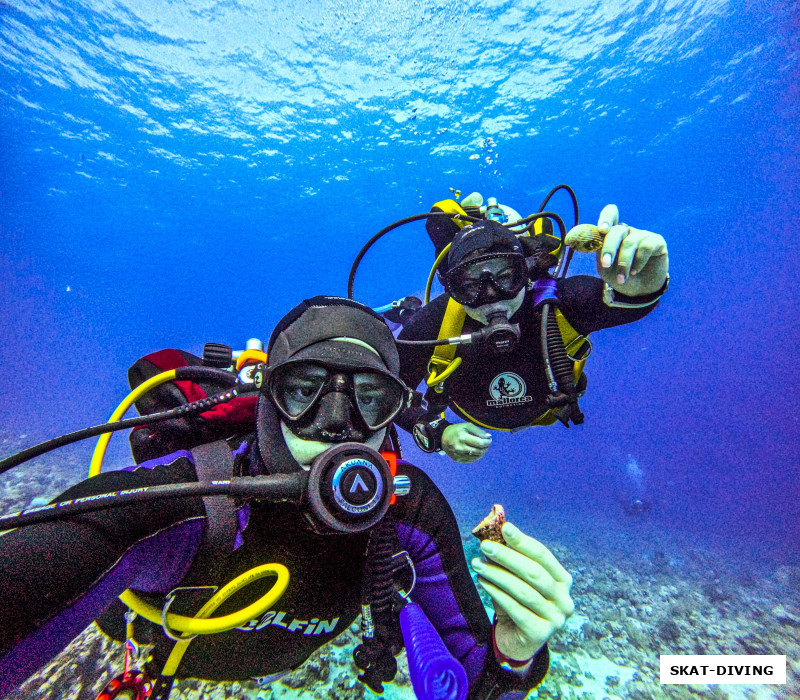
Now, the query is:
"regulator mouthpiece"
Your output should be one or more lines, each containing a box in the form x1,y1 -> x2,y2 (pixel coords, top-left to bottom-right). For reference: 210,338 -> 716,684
473,311 -> 520,354
304,443 -> 394,534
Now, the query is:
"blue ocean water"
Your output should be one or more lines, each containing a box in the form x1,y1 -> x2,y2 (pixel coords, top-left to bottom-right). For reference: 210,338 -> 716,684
1,0 -> 799,694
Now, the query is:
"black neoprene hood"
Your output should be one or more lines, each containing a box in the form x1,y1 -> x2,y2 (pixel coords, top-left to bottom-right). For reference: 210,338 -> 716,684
266,296 -> 400,375
447,219 -> 524,269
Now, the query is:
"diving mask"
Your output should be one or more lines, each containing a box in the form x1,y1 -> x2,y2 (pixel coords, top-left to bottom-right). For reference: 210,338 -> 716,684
265,360 -> 412,432
445,253 -> 528,307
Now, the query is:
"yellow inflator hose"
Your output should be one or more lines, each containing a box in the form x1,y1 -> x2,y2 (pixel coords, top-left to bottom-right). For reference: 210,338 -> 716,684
89,370 -> 179,477
91,370 -> 290,661
119,563 -> 289,639
424,242 -> 451,306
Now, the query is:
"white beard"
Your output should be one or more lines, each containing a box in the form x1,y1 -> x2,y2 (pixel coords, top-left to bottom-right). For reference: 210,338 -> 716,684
280,422 -> 388,470
463,286 -> 526,324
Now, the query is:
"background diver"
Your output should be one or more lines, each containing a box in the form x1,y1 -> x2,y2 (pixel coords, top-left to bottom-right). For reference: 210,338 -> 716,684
0,297 -> 574,700
393,194 -> 669,463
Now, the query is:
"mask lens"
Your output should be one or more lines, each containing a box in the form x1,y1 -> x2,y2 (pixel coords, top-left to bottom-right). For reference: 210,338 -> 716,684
270,363 -> 328,419
269,362 -> 408,430
353,372 -> 405,429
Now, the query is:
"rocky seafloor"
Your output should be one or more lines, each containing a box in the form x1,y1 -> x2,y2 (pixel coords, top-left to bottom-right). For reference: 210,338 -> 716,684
2,429 -> 799,699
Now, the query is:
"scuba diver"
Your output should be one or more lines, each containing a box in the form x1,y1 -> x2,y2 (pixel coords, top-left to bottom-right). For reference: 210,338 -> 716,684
623,496 -> 653,517
0,297 -> 574,700
384,191 -> 669,462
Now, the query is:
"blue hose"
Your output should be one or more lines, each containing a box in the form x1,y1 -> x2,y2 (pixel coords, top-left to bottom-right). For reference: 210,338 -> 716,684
400,602 -> 468,700
372,302 -> 395,313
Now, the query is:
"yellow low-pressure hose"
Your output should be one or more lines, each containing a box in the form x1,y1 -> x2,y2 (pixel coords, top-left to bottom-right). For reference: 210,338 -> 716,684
119,563 -> 289,638
91,372 -> 290,664
158,563 -> 289,674
89,370 -> 179,477
424,243 -> 451,305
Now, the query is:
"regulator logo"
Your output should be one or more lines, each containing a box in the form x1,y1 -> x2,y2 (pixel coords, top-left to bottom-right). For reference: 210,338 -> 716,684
487,372 -> 532,407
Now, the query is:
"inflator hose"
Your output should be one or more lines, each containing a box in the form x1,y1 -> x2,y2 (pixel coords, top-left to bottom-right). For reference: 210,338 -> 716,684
544,305 -> 577,396
347,212 -> 476,301
367,518 -> 397,618
91,366 -> 240,476
0,369 -> 247,476
400,602 -> 468,700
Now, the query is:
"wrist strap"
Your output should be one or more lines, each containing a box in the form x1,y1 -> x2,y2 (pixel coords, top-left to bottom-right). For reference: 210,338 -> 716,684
412,415 -> 451,453
492,617 -> 534,672
602,273 -> 670,308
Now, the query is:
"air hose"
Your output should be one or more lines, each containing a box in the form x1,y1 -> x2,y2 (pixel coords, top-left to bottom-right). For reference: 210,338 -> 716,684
347,211 -> 478,301
367,519 -> 397,620
537,184 -> 579,277
354,518 -> 400,693
119,563 -> 289,640
0,367 -> 248,476
157,563 -> 289,675
541,305 -> 583,424
90,367 -> 239,477
544,306 -> 576,391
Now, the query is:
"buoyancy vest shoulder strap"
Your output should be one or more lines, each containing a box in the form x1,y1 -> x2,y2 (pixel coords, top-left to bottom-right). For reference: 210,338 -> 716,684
183,440 -> 238,583
426,298 -> 467,387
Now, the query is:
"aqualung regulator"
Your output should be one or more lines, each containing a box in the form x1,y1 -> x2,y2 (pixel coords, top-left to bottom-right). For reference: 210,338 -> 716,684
0,363 -> 406,535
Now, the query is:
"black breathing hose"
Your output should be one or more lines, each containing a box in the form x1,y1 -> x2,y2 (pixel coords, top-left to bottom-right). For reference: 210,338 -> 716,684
0,367 -> 255,476
347,211 -> 478,300
368,518 -> 397,618
537,184 -> 579,277
544,306 -> 577,395
531,186 -> 582,423
0,474 -> 305,531
538,184 -> 579,226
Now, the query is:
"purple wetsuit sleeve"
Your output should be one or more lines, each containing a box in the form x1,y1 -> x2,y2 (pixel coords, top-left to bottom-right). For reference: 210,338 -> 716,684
0,519 -> 203,696
0,451 -> 207,695
395,521 -> 489,681
391,462 -> 550,699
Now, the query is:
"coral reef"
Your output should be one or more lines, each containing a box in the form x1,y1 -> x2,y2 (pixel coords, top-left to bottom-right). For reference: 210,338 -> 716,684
3,430 -> 798,699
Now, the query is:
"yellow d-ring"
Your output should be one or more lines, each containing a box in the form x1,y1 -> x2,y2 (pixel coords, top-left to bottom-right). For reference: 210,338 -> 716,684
426,357 -> 461,386
119,562 -> 289,638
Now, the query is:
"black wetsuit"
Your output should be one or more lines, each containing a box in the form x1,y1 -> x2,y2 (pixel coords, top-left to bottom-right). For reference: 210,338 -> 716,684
397,275 -> 663,431
0,443 -> 548,699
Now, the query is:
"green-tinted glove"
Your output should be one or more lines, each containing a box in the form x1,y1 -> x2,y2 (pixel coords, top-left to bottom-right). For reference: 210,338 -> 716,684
441,423 -> 492,463
472,522 -> 574,662
596,204 -> 669,297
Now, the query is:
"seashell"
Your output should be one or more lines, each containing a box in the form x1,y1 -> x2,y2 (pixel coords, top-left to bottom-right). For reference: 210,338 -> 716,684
565,223 -> 607,253
472,504 -> 506,543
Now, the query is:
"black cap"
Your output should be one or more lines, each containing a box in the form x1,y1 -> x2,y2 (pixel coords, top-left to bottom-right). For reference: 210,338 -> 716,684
267,296 -> 400,375
447,219 -> 524,269
256,296 -> 399,476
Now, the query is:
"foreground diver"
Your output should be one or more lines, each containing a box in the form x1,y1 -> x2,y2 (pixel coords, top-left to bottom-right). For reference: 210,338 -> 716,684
396,199 -> 669,462
0,297 -> 574,700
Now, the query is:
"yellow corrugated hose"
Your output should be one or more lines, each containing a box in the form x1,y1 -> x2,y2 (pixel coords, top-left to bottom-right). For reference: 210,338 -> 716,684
90,371 -> 290,672
89,369 -> 179,477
